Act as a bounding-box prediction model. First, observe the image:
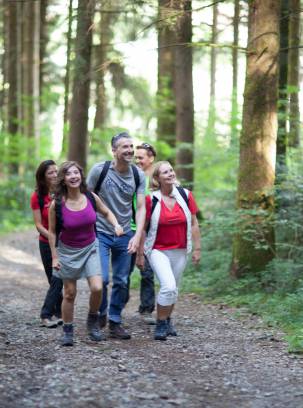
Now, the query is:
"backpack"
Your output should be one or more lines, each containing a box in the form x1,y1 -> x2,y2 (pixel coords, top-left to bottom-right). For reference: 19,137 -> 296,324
38,193 -> 45,212
55,191 -> 97,246
146,186 -> 190,233
93,161 -> 140,222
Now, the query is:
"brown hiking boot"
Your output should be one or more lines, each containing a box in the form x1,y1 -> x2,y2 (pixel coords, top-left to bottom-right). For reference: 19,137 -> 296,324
109,321 -> 131,340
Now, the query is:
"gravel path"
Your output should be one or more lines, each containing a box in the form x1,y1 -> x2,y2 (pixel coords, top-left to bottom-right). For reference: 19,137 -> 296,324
1,230 -> 303,408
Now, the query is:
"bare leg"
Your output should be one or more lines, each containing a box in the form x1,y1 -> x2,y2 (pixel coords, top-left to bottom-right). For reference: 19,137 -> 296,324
87,275 -> 102,313
62,280 -> 77,323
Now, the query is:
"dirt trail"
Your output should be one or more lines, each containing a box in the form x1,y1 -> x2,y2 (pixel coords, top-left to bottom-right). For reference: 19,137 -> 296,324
1,230 -> 303,408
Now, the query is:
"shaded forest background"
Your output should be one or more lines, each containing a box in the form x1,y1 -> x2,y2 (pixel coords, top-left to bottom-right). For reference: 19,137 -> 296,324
1,0 -> 303,351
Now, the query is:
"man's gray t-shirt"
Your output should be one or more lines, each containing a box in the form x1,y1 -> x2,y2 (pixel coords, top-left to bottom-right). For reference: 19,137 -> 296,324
87,161 -> 145,234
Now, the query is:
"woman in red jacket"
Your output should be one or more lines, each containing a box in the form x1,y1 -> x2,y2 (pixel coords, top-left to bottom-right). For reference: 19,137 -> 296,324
137,161 -> 201,340
30,160 -> 63,328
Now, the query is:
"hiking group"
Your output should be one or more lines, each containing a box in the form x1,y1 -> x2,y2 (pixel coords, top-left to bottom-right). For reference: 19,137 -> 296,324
30,132 -> 201,346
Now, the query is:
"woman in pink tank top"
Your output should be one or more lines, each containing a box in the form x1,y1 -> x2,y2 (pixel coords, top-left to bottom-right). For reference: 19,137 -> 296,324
48,161 -> 123,346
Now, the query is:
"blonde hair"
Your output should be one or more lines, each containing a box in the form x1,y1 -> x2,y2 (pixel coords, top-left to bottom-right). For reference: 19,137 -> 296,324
150,161 -> 179,190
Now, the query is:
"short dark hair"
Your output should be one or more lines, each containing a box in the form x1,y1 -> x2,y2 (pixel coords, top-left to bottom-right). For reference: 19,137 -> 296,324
136,143 -> 156,158
111,132 -> 132,148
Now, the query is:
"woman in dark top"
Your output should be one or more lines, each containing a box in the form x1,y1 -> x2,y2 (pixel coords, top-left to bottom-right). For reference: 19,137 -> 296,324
30,160 -> 63,328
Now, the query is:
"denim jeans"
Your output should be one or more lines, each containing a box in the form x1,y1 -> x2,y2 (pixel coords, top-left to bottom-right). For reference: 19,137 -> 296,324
97,231 -> 133,323
39,241 -> 63,318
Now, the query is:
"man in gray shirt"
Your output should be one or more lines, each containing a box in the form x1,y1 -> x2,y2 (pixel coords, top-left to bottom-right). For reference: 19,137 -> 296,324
87,132 -> 146,339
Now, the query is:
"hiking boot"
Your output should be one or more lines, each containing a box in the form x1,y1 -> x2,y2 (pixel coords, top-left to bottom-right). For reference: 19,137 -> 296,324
140,311 -> 156,325
167,317 -> 177,336
40,318 -> 58,328
61,323 -> 74,346
87,313 -> 105,342
98,314 -> 107,329
154,319 -> 168,341
109,321 -> 131,340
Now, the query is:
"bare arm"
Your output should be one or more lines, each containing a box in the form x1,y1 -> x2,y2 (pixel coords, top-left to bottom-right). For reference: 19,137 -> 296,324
191,214 -> 201,265
92,193 -> 123,236
32,209 -> 49,240
48,201 -> 60,269
128,192 -> 146,254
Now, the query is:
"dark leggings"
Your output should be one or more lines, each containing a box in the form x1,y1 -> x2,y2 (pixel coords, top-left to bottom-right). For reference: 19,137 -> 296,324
39,240 -> 63,319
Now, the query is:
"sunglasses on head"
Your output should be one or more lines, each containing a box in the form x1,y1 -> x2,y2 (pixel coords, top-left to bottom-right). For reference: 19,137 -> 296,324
136,143 -> 156,157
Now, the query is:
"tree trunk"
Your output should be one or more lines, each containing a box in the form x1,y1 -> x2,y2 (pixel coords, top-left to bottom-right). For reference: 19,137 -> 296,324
68,0 -> 95,170
157,0 -> 177,156
62,0 -> 74,156
94,3 -> 115,130
22,0 -> 40,162
288,0 -> 300,147
6,1 -> 19,174
174,0 -> 194,188
276,0 -> 289,174
230,0 -> 240,145
206,2 -> 218,134
39,0 -> 48,106
230,0 -> 280,277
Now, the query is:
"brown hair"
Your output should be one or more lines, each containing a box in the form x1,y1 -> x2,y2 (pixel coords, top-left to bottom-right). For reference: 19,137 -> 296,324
55,161 -> 87,199
35,160 -> 56,197
136,143 -> 156,158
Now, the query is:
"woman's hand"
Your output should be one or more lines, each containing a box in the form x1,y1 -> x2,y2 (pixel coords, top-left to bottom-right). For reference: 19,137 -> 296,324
136,253 -> 145,270
52,257 -> 61,270
192,249 -> 201,265
114,224 -> 124,236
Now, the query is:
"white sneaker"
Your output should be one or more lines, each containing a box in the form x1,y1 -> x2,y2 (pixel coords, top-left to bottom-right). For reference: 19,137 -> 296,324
40,318 -> 58,328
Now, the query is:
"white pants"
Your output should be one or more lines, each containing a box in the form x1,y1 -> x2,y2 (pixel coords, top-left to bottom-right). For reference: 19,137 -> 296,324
148,249 -> 187,306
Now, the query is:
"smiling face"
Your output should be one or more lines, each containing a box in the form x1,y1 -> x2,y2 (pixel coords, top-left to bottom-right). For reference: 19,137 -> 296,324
64,165 -> 82,189
157,163 -> 176,187
45,165 -> 57,188
113,137 -> 134,164
135,148 -> 154,172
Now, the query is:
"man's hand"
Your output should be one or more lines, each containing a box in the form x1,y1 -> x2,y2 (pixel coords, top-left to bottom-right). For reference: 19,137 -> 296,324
136,253 -> 145,270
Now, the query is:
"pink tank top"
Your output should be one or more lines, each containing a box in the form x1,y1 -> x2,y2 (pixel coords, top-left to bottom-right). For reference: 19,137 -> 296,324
60,197 -> 96,248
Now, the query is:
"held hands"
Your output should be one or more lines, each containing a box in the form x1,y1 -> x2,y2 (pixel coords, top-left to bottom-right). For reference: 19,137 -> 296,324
192,248 -> 201,265
127,234 -> 140,254
52,257 -> 61,270
114,224 -> 124,236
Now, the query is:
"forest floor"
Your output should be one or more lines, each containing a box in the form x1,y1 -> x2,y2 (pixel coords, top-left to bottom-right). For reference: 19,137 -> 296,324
1,231 -> 303,408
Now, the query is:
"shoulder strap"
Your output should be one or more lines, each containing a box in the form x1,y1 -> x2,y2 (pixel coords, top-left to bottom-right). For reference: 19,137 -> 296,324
55,198 -> 63,247
150,195 -> 159,215
85,191 -> 97,212
176,186 -> 189,208
38,193 -> 44,212
131,164 -> 140,192
94,161 -> 111,194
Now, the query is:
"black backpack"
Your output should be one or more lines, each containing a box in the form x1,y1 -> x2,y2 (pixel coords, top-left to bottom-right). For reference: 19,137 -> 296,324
93,161 -> 140,222
55,191 -> 97,246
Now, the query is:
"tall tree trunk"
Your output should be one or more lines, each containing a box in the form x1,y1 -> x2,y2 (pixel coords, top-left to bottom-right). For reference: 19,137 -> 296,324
174,0 -> 194,188
276,0 -> 289,175
22,0 -> 40,162
230,0 -> 280,277
230,0 -> 240,145
206,2 -> 218,134
62,0 -> 74,156
288,0 -> 300,147
68,0 -> 95,170
6,1 -> 19,174
39,0 -> 48,102
94,2 -> 115,130
157,0 -> 176,157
